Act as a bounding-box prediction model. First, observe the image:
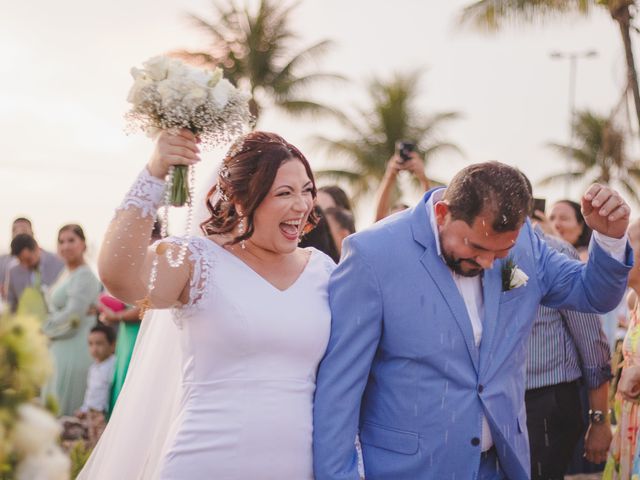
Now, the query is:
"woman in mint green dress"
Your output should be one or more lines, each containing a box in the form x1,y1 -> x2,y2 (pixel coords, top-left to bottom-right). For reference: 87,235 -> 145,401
41,224 -> 101,416
97,296 -> 141,412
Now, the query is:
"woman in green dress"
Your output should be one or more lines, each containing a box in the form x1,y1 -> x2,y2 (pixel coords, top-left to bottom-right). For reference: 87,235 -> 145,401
41,224 -> 101,416
98,297 -> 141,412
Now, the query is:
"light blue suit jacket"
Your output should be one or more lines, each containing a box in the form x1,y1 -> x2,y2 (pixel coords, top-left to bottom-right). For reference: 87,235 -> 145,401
313,190 -> 632,480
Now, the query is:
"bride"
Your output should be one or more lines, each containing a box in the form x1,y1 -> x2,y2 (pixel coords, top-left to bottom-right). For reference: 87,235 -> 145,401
79,129 -> 335,479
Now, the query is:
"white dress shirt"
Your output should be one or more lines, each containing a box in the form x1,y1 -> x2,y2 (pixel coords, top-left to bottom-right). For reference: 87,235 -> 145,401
80,354 -> 116,413
426,189 -> 627,451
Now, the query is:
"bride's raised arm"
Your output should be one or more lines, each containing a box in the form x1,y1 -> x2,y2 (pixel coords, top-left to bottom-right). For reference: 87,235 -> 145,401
99,129 -> 201,308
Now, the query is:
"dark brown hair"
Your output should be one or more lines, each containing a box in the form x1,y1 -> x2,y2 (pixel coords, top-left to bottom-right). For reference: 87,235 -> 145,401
554,199 -> 592,249
299,206 -> 339,263
201,131 -> 319,244
90,323 -> 116,345
10,234 -> 37,256
319,185 -> 352,212
324,207 -> 356,235
444,162 -> 531,232
58,224 -> 86,243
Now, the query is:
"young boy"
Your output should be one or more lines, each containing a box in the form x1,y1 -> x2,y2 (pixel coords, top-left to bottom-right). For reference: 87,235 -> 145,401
75,323 -> 116,445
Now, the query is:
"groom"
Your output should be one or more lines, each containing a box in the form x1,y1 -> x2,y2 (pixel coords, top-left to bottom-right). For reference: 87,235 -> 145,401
313,162 -> 632,480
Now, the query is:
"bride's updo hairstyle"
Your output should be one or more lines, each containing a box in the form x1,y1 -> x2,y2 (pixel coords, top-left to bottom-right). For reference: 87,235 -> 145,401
201,131 -> 319,245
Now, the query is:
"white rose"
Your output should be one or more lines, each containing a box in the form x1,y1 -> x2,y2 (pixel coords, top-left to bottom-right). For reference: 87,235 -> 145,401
208,67 -> 223,87
211,78 -> 234,109
509,267 -> 529,290
16,445 -> 70,480
143,55 -> 172,82
184,85 -> 208,108
156,79 -> 182,108
186,66 -> 213,87
166,61 -> 189,79
127,71 -> 153,104
13,404 -> 62,455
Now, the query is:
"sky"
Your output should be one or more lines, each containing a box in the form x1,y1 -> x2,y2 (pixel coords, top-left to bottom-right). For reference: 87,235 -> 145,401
1,0 -> 634,256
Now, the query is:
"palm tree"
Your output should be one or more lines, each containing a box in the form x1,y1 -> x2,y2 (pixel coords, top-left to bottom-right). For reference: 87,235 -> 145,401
458,0 -> 640,134
173,0 -> 344,120
314,71 -> 462,200
539,109 -> 640,202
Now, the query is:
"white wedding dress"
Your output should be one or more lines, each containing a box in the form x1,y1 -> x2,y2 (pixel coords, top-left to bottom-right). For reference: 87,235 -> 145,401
156,238 -> 334,479
80,237 -> 335,480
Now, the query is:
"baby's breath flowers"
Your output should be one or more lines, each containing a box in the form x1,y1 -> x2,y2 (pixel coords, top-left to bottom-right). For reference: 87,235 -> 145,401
126,55 -> 252,206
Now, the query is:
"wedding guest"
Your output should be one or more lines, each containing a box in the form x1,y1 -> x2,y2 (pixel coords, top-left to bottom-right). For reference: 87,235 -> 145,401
324,207 -> 355,257
0,217 -> 34,295
547,199 -> 620,474
550,199 -> 592,261
41,224 -> 101,416
604,218 -> 640,478
6,233 -> 64,314
299,206 -> 340,262
374,151 -> 430,221
75,323 -> 116,446
97,295 -> 141,412
521,177 -> 613,476
527,225 -> 612,477
317,185 -> 352,213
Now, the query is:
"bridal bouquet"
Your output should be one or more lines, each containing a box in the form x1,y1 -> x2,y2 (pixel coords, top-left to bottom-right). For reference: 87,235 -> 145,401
126,55 -> 252,206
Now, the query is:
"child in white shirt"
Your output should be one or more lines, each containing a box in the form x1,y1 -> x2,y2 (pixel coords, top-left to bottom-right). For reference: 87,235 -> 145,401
75,323 -> 116,445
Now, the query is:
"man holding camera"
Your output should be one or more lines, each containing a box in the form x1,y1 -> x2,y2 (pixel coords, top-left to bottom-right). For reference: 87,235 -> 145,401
374,141 -> 430,222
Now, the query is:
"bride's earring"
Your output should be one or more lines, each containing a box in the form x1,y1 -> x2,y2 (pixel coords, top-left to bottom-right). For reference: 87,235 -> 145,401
238,217 -> 246,250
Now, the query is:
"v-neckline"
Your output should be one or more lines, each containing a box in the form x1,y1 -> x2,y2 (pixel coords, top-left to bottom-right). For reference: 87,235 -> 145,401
207,238 -> 315,293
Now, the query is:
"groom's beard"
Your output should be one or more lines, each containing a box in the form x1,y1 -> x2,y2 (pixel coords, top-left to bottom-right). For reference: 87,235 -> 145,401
442,250 -> 483,278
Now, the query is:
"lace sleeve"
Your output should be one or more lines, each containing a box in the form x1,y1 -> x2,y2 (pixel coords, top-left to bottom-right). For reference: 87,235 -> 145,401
99,168 -> 174,306
170,237 -> 215,327
116,168 -> 166,218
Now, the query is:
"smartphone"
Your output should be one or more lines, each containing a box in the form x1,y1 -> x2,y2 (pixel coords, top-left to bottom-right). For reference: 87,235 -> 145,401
531,198 -> 546,219
395,140 -> 416,163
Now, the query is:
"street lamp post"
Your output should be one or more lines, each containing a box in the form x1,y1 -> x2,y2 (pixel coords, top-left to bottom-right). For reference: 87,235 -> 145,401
550,49 -> 598,197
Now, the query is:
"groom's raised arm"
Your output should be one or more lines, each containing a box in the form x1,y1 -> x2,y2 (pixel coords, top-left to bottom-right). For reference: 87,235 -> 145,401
533,226 -> 632,313
313,235 -> 383,480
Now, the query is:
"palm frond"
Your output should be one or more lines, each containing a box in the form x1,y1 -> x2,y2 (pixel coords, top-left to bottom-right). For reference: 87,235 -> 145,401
272,73 -> 347,97
422,142 -> 465,160
315,168 -> 362,182
458,0 -> 592,33
276,100 -> 343,118
313,136 -> 370,160
546,142 -> 596,168
271,40 -> 337,82
311,70 -> 461,202
537,170 -> 592,187
619,178 -> 640,204
179,0 -> 338,122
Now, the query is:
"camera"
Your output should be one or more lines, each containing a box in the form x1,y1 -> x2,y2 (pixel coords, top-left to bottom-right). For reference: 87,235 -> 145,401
531,198 -> 546,219
396,140 -> 416,163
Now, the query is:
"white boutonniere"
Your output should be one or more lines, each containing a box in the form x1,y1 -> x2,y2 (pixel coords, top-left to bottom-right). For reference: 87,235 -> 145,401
501,258 -> 529,292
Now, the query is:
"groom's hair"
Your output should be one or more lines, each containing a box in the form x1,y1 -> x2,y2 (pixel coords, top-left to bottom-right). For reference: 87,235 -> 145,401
444,162 -> 531,232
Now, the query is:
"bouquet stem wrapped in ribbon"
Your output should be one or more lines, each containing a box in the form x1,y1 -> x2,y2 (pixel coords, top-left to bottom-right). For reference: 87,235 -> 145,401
126,56 -> 252,206
170,166 -> 189,207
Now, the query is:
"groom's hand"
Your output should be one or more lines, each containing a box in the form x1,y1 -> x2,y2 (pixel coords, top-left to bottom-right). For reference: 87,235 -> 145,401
581,184 -> 630,239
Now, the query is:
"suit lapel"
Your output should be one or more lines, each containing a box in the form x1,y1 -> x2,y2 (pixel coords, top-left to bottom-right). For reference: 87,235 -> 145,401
479,262 -> 502,375
412,191 -> 480,373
